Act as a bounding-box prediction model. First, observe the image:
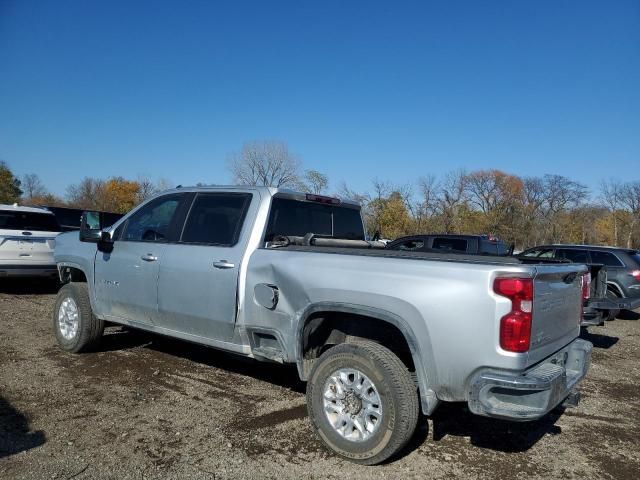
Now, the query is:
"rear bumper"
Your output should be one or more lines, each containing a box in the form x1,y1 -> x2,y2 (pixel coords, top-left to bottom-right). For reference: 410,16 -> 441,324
587,296 -> 640,311
468,338 -> 592,421
0,264 -> 58,278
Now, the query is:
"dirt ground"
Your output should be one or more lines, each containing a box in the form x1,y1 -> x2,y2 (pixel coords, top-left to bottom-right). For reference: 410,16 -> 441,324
1,279 -> 639,479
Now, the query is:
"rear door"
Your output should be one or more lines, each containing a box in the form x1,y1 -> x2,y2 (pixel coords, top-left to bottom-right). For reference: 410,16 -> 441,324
156,191 -> 255,341
94,193 -> 186,324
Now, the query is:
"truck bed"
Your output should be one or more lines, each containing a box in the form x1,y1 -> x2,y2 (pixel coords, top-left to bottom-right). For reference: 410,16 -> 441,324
268,245 -> 523,265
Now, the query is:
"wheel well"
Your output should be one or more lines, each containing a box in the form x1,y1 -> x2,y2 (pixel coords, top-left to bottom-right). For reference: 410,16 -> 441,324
607,282 -> 623,297
300,312 -> 416,380
60,266 -> 87,284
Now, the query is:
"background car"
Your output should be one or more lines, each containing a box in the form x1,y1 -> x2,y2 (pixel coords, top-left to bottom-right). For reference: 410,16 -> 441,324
520,244 -> 640,303
0,203 -> 62,279
387,234 -> 510,256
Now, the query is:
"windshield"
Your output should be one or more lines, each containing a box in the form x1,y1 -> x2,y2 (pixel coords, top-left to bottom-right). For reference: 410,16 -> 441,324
0,210 -> 61,232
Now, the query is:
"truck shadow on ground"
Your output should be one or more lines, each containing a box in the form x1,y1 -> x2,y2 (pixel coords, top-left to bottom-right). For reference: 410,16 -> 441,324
96,327 -> 306,394
428,403 -> 562,452
93,327 -> 564,457
0,396 -> 46,459
617,309 -> 640,320
580,328 -> 619,349
0,278 -> 59,295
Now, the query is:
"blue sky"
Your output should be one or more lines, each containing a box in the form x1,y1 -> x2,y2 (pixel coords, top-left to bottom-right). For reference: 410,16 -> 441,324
1,0 -> 638,197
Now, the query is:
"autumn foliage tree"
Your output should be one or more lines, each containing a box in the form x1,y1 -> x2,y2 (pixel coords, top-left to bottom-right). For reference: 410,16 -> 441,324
0,161 -> 22,203
65,176 -> 164,213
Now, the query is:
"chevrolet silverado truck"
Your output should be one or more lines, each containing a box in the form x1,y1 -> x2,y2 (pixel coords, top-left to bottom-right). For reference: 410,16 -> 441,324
52,186 -> 592,464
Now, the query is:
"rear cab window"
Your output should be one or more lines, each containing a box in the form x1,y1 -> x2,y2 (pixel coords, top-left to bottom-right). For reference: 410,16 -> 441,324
264,197 -> 364,242
0,210 -> 61,232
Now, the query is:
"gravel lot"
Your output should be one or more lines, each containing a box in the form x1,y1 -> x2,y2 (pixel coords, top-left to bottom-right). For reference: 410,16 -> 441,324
1,279 -> 639,479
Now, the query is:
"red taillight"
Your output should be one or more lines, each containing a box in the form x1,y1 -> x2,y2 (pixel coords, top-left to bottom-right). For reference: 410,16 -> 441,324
581,272 -> 591,300
494,277 -> 533,353
631,270 -> 640,281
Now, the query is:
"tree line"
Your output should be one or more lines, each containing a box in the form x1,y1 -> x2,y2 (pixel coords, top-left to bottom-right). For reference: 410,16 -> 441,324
2,140 -> 639,249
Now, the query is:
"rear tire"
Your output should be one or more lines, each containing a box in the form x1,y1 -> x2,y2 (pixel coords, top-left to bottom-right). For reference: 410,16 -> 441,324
306,340 -> 419,465
606,289 -> 621,321
53,283 -> 104,353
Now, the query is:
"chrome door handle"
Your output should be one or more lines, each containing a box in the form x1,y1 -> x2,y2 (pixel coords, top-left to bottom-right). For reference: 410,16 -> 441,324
213,260 -> 235,269
141,253 -> 158,262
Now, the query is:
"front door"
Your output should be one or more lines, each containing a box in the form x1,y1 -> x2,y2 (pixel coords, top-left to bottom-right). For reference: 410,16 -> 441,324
156,192 -> 255,341
94,193 -> 185,324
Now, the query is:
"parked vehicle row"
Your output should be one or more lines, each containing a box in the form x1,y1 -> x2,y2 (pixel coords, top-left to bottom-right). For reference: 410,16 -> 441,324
389,234 -> 640,326
0,204 -> 123,280
0,203 -> 61,279
387,233 -> 511,256
52,186 -> 592,464
520,244 -> 640,301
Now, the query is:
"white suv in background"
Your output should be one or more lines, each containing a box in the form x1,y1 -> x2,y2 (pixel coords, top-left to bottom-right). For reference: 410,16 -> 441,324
0,204 -> 62,279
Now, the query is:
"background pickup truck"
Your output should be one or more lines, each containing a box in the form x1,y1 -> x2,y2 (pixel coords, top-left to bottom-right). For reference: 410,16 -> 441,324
53,186 -> 592,464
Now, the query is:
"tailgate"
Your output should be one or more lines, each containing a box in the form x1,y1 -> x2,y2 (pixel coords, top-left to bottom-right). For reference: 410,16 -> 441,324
529,264 -> 586,364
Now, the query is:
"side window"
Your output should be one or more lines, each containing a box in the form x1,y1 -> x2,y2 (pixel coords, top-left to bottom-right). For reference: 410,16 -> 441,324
432,238 -> 467,252
590,251 -> 623,267
122,195 -> 181,243
395,239 -> 425,251
523,248 -> 554,258
181,193 -> 251,246
557,249 -> 589,263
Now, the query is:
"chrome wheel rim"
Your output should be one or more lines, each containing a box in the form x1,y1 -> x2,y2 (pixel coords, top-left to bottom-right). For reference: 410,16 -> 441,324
58,297 -> 79,340
322,368 -> 383,442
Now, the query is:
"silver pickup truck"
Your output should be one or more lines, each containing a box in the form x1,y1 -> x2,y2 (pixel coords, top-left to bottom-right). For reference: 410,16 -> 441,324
53,186 -> 592,464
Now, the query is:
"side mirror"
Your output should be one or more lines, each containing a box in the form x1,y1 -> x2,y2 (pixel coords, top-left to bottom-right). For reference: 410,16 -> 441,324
80,211 -> 115,253
79,211 -> 103,243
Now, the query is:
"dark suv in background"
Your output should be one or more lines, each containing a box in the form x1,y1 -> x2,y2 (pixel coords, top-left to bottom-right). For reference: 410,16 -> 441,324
387,234 -> 510,256
520,245 -> 640,300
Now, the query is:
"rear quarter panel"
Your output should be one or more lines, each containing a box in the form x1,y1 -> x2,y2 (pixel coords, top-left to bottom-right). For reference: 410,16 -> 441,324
243,248 -> 548,401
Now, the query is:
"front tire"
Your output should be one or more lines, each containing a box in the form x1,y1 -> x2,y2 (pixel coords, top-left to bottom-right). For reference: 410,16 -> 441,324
53,283 -> 104,353
306,340 -> 419,465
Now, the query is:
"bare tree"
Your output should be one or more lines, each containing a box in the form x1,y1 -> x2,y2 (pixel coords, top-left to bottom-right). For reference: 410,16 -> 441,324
438,169 -> 467,233
620,181 -> 640,248
136,176 -> 167,203
336,181 -> 371,206
600,179 -> 623,246
21,173 -> 47,201
302,170 -> 329,194
541,174 -> 588,242
413,175 -> 439,232
66,177 -> 106,210
229,140 -> 301,188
